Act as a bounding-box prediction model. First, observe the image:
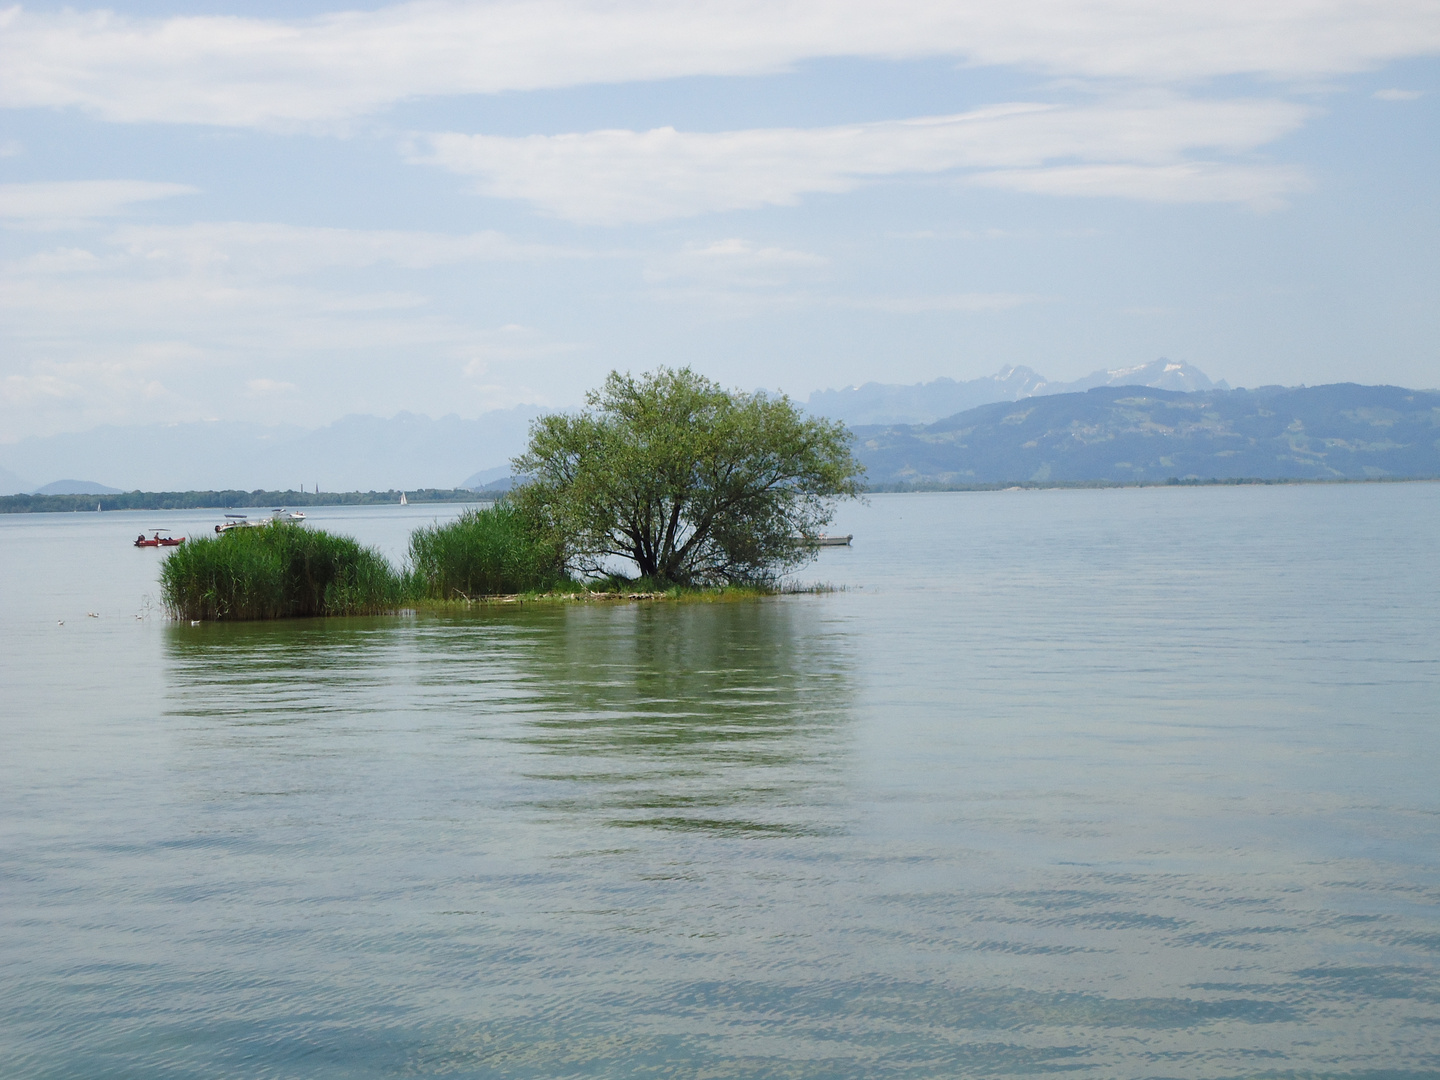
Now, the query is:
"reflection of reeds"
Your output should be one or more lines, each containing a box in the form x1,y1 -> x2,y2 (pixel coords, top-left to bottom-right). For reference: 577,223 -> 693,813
406,503 -> 569,600
160,522 -> 402,620
161,600 -> 856,835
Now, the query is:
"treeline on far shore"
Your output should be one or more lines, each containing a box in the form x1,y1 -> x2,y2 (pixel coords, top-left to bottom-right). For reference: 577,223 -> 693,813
7,475 -> 1429,515
0,488 -> 487,514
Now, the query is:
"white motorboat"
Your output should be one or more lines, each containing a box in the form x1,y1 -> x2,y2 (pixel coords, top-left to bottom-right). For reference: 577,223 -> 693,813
215,513 -> 256,534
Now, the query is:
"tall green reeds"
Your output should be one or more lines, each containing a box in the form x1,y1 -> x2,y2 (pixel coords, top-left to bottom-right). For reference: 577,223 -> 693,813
162,504 -> 570,621
407,501 -> 568,599
160,521 -> 403,620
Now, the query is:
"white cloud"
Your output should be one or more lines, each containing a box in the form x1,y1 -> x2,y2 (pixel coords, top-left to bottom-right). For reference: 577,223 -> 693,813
0,217 -> 592,437
18,246 -> 107,274
0,344 -> 204,431
416,96 -> 1312,223
1,221 -> 588,311
968,162 -> 1311,210
686,238 -> 826,266
0,269 -> 486,436
0,221 -> 588,357
1,238 -> 476,378
645,237 -> 828,289
640,237 -> 1036,315
461,324 -> 583,371
245,378 -> 298,395
460,342 -> 576,412
1373,88 -> 1423,100
887,226 -> 1105,240
1,0 -> 1437,128
0,268 -> 435,346
105,222 -> 587,274
853,293 -> 1035,313
0,180 -> 197,225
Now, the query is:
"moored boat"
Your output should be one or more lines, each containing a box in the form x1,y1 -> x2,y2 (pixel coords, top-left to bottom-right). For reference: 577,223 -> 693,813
216,509 -> 306,532
215,513 -> 254,534
134,530 -> 185,547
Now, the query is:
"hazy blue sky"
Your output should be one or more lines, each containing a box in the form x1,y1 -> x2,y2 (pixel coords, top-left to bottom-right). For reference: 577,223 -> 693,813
1,0 -> 1437,439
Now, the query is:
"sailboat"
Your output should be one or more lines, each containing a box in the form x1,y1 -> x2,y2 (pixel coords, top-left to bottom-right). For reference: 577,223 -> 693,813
399,492 -> 408,505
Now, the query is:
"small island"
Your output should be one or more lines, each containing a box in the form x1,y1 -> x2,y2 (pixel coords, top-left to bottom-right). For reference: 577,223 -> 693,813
162,367 -> 864,620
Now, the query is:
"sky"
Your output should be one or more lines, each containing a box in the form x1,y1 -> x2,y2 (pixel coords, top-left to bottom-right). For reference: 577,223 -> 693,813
1,0 -> 1438,441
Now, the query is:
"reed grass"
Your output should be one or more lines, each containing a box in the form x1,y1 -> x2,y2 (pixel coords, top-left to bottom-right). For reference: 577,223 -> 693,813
160,522 -> 403,620
406,502 -> 569,600
160,510 -> 809,621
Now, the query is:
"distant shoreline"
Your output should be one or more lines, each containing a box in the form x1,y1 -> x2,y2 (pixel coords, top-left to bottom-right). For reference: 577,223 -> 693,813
3,476 -> 1436,513
0,488 -> 489,514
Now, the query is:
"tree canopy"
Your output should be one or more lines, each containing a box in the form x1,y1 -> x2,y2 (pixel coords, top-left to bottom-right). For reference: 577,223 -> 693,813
512,367 -> 864,585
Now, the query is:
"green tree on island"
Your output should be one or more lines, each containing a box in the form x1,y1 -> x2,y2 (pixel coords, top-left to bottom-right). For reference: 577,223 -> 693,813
512,367 -> 864,586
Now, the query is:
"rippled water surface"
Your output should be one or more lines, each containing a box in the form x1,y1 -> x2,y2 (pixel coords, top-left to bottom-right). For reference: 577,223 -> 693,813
2,488 -> 1439,1078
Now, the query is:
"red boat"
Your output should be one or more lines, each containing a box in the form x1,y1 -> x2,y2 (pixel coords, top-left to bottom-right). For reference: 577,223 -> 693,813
134,530 -> 185,548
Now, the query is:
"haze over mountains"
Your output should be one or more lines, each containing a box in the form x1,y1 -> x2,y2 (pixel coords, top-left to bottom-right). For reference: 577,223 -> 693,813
856,384 -> 1440,486
2,361 -> 1436,493
0,408 -> 542,495
805,358 -> 1226,426
0,359 -> 1222,493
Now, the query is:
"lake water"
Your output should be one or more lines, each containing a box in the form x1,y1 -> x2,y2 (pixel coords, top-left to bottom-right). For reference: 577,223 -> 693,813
2,487 -> 1438,1079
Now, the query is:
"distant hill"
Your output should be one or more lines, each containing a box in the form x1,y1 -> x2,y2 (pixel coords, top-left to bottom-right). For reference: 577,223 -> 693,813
807,358 -> 1224,426
30,479 -> 123,495
0,464 -> 32,496
9,376 -> 1432,494
465,475 -> 518,493
853,383 -> 1440,486
460,466 -> 514,490
0,407 -> 543,493
806,366 -> 1050,426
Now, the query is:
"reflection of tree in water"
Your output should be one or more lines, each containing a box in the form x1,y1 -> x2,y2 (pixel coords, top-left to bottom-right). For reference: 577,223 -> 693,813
162,601 -> 856,836
516,602 -> 856,837
163,616 -> 418,724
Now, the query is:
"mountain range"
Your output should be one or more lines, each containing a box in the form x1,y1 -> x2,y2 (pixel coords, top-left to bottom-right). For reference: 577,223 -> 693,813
0,408 -> 543,495
805,358 -> 1225,426
0,359 -> 1223,493
852,383 -> 1440,486
3,363 -> 1436,493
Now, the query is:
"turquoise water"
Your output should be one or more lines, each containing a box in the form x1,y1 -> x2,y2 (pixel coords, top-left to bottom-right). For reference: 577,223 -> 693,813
2,487 -> 1438,1078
